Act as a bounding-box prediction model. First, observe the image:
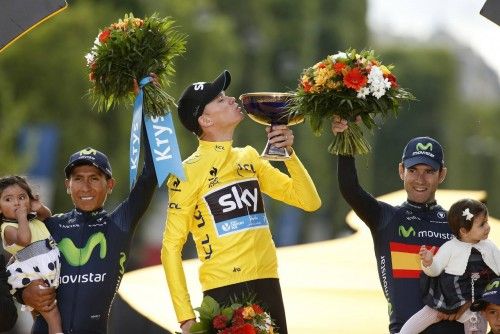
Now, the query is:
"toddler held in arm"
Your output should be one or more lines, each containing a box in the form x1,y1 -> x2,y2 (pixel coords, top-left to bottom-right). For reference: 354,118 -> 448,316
399,198 -> 500,334
0,176 -> 62,334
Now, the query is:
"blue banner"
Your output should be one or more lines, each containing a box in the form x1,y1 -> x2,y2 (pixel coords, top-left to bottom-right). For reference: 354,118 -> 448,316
129,77 -> 150,189
129,76 -> 185,189
144,112 -> 185,186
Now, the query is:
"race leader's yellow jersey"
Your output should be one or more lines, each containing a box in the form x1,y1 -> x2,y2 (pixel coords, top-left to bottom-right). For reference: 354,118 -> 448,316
161,140 -> 321,322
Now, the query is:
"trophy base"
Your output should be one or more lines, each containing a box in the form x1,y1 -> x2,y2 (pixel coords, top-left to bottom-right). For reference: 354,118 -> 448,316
261,141 -> 290,161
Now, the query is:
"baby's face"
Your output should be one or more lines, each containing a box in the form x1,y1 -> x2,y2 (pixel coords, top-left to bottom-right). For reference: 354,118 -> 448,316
484,303 -> 500,334
0,184 -> 31,220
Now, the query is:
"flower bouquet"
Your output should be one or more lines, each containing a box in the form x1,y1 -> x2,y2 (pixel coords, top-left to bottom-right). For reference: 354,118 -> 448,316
186,296 -> 277,334
85,13 -> 187,116
288,49 -> 416,155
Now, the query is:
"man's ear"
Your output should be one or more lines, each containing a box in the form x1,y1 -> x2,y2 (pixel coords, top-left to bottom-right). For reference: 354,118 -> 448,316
398,163 -> 405,181
107,178 -> 116,194
198,114 -> 213,129
438,167 -> 447,184
64,179 -> 70,195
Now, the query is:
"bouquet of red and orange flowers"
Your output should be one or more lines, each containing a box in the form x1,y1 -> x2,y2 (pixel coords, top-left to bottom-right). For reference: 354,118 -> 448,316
85,13 -> 186,116
288,49 -> 415,155
186,296 -> 277,334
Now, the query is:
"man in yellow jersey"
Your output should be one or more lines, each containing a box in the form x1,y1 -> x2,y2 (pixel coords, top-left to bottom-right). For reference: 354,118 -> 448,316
161,70 -> 321,334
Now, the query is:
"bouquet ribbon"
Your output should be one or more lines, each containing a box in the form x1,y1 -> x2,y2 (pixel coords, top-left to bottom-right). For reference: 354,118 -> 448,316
129,76 -> 185,189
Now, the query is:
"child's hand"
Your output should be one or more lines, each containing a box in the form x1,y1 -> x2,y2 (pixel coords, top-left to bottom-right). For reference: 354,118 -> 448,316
419,245 -> 435,267
14,206 -> 28,221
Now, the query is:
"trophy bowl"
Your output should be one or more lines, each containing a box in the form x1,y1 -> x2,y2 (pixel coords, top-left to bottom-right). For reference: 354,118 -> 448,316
239,92 -> 303,161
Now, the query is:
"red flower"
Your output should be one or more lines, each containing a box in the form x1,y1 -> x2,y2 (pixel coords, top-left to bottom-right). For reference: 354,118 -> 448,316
233,323 -> 257,334
233,307 -> 244,319
99,29 -> 111,43
213,314 -> 228,330
385,73 -> 398,88
89,72 -> 95,82
301,79 -> 313,93
252,304 -> 264,314
333,62 -> 346,73
343,67 -> 367,91
231,312 -> 245,327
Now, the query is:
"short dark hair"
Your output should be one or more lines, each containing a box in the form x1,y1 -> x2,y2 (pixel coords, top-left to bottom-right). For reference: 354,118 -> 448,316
0,176 -> 35,219
448,198 -> 488,239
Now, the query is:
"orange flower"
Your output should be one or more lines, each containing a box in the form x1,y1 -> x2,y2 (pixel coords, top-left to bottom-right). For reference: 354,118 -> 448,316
89,72 -> 95,82
385,73 -> 398,88
242,306 -> 256,319
333,62 -> 346,73
343,67 -> 367,91
301,77 -> 313,93
252,304 -> 264,314
99,29 -> 111,43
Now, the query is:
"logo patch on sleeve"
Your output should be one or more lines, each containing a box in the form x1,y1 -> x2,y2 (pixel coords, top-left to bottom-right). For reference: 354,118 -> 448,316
204,179 -> 268,236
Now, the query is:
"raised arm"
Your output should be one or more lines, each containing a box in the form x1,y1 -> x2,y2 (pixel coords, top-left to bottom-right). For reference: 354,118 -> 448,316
337,155 -> 384,229
112,119 -> 157,231
332,116 -> 383,230
258,125 -> 321,211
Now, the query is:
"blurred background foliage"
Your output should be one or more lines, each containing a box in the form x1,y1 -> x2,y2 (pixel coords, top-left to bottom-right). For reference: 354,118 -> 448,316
1,0 -> 499,251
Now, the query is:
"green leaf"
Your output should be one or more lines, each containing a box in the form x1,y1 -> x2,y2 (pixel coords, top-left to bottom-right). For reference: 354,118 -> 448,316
197,296 -> 220,320
221,307 -> 234,320
189,321 -> 210,334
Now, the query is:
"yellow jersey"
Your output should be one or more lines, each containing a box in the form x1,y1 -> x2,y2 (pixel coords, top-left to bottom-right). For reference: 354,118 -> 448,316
161,140 -> 321,322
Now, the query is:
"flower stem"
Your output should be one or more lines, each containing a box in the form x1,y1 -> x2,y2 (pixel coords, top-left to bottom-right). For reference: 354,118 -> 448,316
328,122 -> 371,155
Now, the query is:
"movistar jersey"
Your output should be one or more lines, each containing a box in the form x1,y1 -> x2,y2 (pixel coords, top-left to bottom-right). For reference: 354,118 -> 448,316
32,146 -> 156,334
338,156 -> 463,334
161,140 -> 321,322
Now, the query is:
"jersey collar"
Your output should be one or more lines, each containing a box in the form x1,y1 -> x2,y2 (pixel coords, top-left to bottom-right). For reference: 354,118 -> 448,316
404,199 -> 439,211
198,139 -> 233,153
74,207 -> 106,216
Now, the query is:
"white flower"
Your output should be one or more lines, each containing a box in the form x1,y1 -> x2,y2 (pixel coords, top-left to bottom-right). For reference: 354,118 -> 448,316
366,66 -> 389,99
372,88 -> 385,99
367,66 -> 384,84
383,77 -> 391,89
356,87 -> 370,99
330,52 -> 347,62
84,52 -> 95,66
